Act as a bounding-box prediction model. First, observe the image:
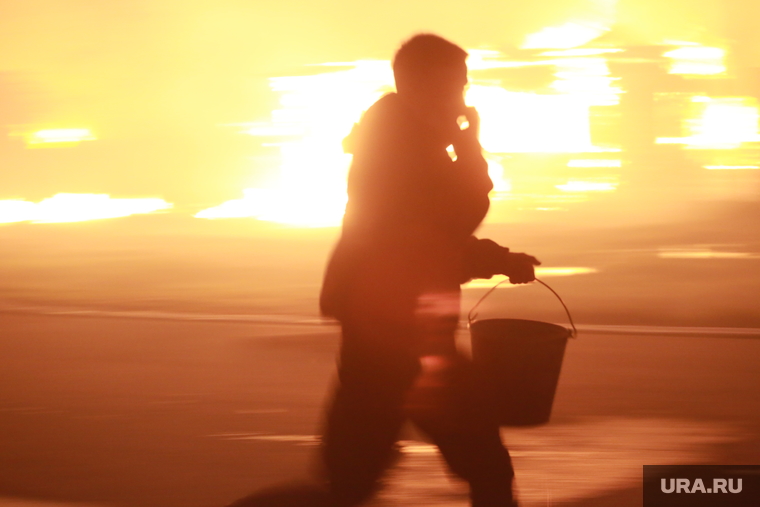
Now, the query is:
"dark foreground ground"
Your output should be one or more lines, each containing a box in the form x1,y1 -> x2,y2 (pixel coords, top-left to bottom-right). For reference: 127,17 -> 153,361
0,312 -> 758,507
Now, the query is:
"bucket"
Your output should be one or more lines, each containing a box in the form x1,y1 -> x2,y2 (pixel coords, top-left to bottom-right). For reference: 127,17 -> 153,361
469,279 -> 577,427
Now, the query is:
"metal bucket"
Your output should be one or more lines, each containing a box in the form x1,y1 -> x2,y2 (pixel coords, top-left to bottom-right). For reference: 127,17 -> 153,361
469,279 -> 576,427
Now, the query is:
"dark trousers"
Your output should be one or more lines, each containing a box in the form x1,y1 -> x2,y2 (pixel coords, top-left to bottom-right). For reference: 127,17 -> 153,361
321,320 -> 516,507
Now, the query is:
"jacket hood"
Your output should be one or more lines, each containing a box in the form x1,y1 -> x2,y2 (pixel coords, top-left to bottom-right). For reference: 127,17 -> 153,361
342,93 -> 405,154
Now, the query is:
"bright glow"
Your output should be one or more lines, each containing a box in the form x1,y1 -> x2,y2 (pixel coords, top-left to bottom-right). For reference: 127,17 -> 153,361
201,60 -> 392,227
486,157 -> 510,192
195,188 -> 347,227
536,266 -> 598,276
664,46 -> 724,60
555,180 -> 618,192
24,128 -> 96,146
658,248 -> 757,259
209,433 -> 320,445
466,49 -> 542,71
239,123 -> 304,137
203,48 -> 626,226
0,194 -> 172,224
522,22 -> 608,49
0,200 -> 39,223
467,85 -> 606,153
464,267 -> 598,289
663,46 -> 726,76
549,57 -> 621,106
704,165 -> 759,170
567,159 -> 622,168
540,49 -> 624,57
657,97 -> 760,149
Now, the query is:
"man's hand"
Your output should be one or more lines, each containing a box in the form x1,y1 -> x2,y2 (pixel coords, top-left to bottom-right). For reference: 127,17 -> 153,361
460,106 -> 480,137
451,106 -> 482,160
462,238 -> 541,284
503,252 -> 541,284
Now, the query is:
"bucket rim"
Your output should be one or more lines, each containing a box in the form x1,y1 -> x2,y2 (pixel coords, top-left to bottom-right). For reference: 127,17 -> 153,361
469,317 -> 573,338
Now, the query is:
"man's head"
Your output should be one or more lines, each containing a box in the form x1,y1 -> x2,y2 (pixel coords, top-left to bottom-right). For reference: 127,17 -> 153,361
393,34 -> 469,120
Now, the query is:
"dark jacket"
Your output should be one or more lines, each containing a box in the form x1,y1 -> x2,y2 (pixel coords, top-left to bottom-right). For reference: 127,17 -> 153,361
320,93 -> 506,324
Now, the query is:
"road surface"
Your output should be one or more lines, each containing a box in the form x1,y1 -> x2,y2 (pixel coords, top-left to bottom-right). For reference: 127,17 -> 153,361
0,312 -> 758,507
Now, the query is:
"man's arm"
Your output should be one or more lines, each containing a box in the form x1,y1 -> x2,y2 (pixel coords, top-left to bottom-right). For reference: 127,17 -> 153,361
462,237 -> 541,284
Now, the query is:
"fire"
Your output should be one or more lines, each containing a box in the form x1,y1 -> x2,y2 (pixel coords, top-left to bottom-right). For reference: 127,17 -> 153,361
195,36 -> 755,227
198,47 -> 622,226
0,194 -> 172,224
198,61 -> 391,227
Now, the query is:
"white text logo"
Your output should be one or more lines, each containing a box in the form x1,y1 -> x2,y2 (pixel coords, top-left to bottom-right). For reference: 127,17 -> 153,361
660,478 -> 742,494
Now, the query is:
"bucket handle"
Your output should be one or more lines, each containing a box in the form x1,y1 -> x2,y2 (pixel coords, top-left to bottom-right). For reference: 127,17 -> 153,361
467,278 -> 578,339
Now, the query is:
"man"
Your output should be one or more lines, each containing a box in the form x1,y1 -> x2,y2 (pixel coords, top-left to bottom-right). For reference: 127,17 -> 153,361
318,34 -> 540,507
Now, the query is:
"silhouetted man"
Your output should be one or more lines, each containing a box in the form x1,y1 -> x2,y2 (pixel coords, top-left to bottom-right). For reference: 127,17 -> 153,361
318,34 -> 540,507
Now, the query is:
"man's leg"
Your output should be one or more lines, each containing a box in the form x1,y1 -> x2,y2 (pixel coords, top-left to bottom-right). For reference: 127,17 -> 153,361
424,422 -> 516,507
320,322 -> 420,507
409,355 -> 517,507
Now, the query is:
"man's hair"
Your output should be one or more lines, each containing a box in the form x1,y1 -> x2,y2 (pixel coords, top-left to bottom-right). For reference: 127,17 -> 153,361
392,34 -> 468,91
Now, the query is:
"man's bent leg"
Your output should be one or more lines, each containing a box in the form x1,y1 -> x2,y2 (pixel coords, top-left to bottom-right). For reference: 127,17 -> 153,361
320,322 -> 420,507
425,423 -> 516,507
409,356 -> 517,507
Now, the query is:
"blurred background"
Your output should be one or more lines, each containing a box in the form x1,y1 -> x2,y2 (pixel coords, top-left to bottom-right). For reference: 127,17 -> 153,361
1,2 -> 759,506
1,0 -> 759,326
